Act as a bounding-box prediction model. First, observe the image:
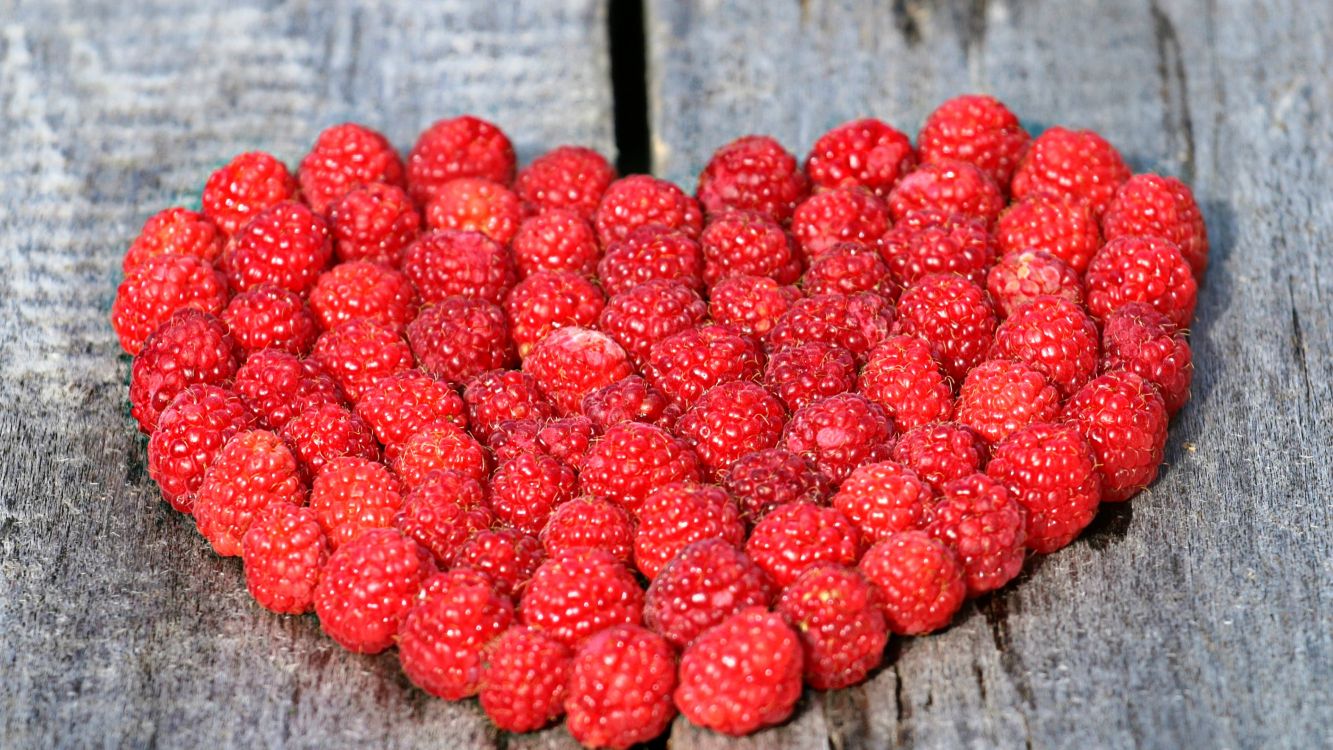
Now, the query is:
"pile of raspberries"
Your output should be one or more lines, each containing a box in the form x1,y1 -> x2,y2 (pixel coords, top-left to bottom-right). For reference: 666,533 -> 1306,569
112,95 -> 1202,747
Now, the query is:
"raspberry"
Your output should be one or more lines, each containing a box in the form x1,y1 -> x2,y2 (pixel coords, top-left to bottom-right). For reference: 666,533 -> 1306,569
112,254 -> 229,355
523,326 -> 634,414
877,208 -> 995,288
891,422 -> 990,494
581,375 -> 680,432
489,416 -> 597,468
297,123 -> 406,214
455,528 -> 545,599
805,118 -> 916,198
699,210 -> 802,286
676,380 -> 787,479
123,207 -> 225,273
745,501 -> 861,587
801,241 -> 894,297
128,309 -> 240,433
832,460 -> 934,545
858,335 -> 954,432
462,369 -> 553,439
398,569 -> 514,700
222,284 -> 319,356
306,456 -> 404,548
520,549 -> 645,647
353,369 -> 465,460
926,473 -> 1026,596
859,530 -> 965,635
1103,173 -> 1209,277
579,421 -> 701,514
775,564 -> 888,690
401,230 -> 516,306
634,481 -> 745,580
594,174 -> 703,246
311,318 -> 414,401
955,358 -> 1062,444
1063,370 -> 1168,502
707,274 -> 801,338
1011,126 -> 1130,217
510,208 -> 601,278
598,224 -> 706,295
514,145 -> 616,218
762,341 -> 858,412
1100,302 -> 1194,414
222,202 -> 332,295
393,469 -> 492,565
406,297 -> 514,383
995,191 -> 1102,274
992,296 -> 1100,398
424,177 -> 522,245
308,261 -> 418,334
791,187 -> 890,258
986,249 -> 1084,318
147,385 -> 256,512
489,452 -> 577,535
675,607 -> 804,736
201,151 -> 298,236
722,448 -> 829,522
540,497 -> 635,563
596,280 -> 706,364
644,323 -> 764,408
406,115 -> 515,205
241,503 -> 330,614
194,430 -> 305,556
987,422 -> 1101,553
279,401 -> 380,480
314,528 -> 435,653
782,393 -> 896,486
918,94 -> 1030,188
480,626 -> 573,733
326,182 -> 422,267
765,292 -> 896,363
696,135 -> 809,222
391,422 -> 488,489
565,625 -> 677,750
504,271 -> 605,357
1085,235 -> 1198,329
893,273 -> 997,382
233,350 -> 345,431
888,159 -> 1005,228
644,539 -> 773,649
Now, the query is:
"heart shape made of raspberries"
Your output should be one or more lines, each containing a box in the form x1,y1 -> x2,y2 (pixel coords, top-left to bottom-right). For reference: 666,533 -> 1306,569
112,95 -> 1203,748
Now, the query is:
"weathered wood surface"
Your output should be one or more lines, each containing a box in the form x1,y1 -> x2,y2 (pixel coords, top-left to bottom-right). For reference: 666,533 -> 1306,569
1,0 -> 1329,748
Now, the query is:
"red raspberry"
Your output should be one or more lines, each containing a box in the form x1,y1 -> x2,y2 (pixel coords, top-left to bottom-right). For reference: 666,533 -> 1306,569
593,175 -> 703,246
579,421 -> 701,514
696,135 -> 810,222
565,625 -> 677,750
308,456 -> 404,548
540,497 -> 635,563
644,538 -> 773,650
1011,126 -> 1130,217
308,261 -> 418,334
765,292 -> 895,363
877,208 -> 995,288
891,422 -> 990,494
504,271 -> 605,357
707,274 -> 801,338
201,151 -> 298,236
354,369 -> 464,460
393,469 -> 492,565
996,191 -> 1102,274
510,208 -> 601,278
926,473 -> 1026,596
782,393 -> 896,486
858,334 -> 954,432
1103,173 -> 1209,277
893,273 -> 997,382
888,159 -> 1005,228
480,626 -> 573,733
581,375 -> 680,432
520,549 -> 644,647
222,202 -> 332,295
398,569 -> 513,700
676,380 -> 786,479
401,230 -> 516,305
775,564 -> 888,690
699,210 -> 802,286
241,503 -> 330,614
746,501 -> 861,587
424,177 -> 522,245
489,452 -> 577,535
992,295 -> 1100,397
805,118 -> 916,197
955,358 -> 1061,444
722,448 -> 829,522
406,115 -> 515,205
129,309 -> 240,433
986,249 -> 1084,318
763,341 -> 858,412
514,145 -> 616,218
1101,302 -> 1194,414
523,326 -> 634,414
311,318 -> 413,401
455,528 -> 545,599
233,350 -> 345,431
801,241 -> 894,297
987,422 -> 1101,553
833,460 -> 934,545
194,430 -> 305,556
859,530 -> 966,635
123,207 -> 225,273
314,528 -> 435,653
112,254 -> 229,355
406,297 -> 514,383
462,369 -> 553,439
918,94 -> 1030,188
675,607 -> 804,736
392,422 -> 488,490
1086,235 -> 1198,328
1063,370 -> 1168,502
147,385 -> 255,512
278,401 -> 379,479
326,182 -> 422,267
634,481 -> 745,580
596,280 -> 706,363
644,324 -> 763,408
298,123 -> 406,214
791,187 -> 890,258
489,416 -> 597,468
222,284 -> 319,356
598,224 -> 705,295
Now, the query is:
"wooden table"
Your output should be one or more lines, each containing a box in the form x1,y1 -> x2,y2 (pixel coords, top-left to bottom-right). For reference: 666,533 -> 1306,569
2,1 -> 1329,747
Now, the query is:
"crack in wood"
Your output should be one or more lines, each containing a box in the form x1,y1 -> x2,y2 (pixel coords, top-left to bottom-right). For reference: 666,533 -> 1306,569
1149,0 -> 1197,182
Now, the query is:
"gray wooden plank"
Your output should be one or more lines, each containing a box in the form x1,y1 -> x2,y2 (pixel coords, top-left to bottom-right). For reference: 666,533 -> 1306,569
646,1 -> 1333,748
